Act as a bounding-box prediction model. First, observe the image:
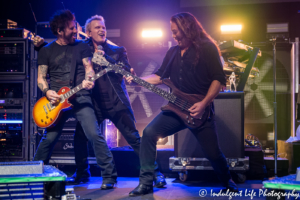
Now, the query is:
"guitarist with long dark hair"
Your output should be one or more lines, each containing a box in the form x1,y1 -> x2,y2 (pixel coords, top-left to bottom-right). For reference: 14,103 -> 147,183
127,12 -> 238,196
33,10 -> 117,186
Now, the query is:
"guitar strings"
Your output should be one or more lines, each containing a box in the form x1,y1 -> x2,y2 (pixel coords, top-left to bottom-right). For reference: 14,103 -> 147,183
117,67 -> 195,111
107,64 -> 197,114
174,99 -> 192,109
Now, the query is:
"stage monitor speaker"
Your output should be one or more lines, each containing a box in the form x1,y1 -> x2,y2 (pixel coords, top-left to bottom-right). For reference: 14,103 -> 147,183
244,43 -> 292,148
175,92 -> 244,158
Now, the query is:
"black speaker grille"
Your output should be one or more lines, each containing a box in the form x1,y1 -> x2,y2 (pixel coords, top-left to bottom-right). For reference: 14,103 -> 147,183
175,92 -> 244,158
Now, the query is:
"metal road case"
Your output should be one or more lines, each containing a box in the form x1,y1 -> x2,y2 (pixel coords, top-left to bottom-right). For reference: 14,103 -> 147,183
169,157 -> 249,182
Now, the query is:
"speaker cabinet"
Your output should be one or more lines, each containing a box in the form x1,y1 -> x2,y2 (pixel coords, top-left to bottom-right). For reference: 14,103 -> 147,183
175,92 -> 244,158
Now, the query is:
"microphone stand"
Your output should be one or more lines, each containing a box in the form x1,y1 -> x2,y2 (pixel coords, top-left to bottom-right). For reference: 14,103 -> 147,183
272,36 -> 278,177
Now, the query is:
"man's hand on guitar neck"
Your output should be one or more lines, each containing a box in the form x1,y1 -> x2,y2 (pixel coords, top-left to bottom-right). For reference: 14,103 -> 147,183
123,68 -> 136,84
82,79 -> 94,90
46,90 -> 61,104
82,74 -> 95,90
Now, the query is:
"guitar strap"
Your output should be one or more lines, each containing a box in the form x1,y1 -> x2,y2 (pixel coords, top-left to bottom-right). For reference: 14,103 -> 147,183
69,42 -> 78,88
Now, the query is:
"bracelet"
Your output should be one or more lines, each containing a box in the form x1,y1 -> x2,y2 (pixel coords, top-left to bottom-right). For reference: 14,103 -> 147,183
43,88 -> 49,95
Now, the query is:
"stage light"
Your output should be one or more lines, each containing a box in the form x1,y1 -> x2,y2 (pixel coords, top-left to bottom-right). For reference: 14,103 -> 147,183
142,30 -> 162,38
267,23 -> 288,33
221,25 -> 242,34
0,120 -> 22,124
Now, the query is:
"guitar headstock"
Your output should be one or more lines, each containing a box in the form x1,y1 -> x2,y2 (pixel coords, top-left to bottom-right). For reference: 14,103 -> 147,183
117,61 -> 126,67
92,52 -> 127,73
92,51 -> 110,66
105,68 -> 113,73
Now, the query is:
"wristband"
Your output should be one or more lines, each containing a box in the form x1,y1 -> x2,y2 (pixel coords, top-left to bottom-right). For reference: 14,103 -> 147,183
43,88 -> 50,95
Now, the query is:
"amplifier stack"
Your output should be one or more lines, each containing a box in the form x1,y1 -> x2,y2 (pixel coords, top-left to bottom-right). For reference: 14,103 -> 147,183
0,27 -> 35,161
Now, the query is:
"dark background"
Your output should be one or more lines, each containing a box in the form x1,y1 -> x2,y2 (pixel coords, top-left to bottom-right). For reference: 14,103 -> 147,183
1,0 -> 300,48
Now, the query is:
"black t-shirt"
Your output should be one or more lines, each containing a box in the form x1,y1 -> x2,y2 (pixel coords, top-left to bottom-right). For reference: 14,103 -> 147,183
91,39 -> 128,110
93,41 -> 118,109
38,40 -> 92,95
155,42 -> 226,96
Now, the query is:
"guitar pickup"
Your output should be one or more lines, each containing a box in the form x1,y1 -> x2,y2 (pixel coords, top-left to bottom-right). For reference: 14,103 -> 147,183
43,105 -> 48,115
46,103 -> 51,112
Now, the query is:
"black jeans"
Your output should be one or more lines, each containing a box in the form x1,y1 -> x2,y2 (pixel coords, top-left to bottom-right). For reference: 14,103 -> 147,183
33,95 -> 117,184
139,111 -> 231,185
74,100 -> 161,180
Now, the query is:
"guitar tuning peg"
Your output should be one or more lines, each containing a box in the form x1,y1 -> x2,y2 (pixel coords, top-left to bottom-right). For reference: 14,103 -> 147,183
118,62 -> 125,66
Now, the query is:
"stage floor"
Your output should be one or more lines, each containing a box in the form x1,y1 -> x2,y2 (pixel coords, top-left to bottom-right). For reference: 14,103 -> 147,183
68,177 -> 265,200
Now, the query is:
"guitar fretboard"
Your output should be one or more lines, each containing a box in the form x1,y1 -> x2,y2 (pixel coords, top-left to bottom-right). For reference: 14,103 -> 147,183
107,63 -> 176,103
61,69 -> 108,101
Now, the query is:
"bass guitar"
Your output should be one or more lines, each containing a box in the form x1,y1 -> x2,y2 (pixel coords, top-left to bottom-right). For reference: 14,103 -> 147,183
92,53 -> 210,129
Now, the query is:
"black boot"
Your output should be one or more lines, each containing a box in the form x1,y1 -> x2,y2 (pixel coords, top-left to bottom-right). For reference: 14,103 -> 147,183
153,173 -> 166,188
129,184 -> 153,197
71,170 -> 90,184
224,179 -> 239,192
100,182 -> 116,190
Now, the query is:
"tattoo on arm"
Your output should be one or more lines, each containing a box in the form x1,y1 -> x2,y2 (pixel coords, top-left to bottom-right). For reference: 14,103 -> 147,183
83,57 -> 95,80
39,65 -> 48,74
83,57 -> 91,69
38,65 -> 49,93
38,83 -> 44,91
85,71 -> 95,81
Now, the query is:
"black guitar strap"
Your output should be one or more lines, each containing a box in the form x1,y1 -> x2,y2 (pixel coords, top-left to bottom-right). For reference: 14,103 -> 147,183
69,43 -> 77,88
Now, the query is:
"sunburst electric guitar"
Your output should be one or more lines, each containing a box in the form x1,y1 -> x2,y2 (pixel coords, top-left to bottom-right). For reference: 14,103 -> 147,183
92,52 -> 211,129
32,68 -> 111,128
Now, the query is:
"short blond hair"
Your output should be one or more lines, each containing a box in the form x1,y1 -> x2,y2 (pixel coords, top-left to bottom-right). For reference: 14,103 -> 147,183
85,15 -> 105,34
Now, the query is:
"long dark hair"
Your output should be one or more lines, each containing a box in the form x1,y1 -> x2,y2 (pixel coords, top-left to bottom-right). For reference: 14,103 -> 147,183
170,12 -> 221,66
50,10 -> 75,36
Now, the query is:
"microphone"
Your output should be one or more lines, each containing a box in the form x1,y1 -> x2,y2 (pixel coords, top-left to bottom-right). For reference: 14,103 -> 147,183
97,45 -> 103,51
96,45 -> 116,64
97,45 -> 104,56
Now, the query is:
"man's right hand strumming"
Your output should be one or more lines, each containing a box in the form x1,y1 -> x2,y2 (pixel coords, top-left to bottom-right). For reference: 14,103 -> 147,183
46,90 -> 61,104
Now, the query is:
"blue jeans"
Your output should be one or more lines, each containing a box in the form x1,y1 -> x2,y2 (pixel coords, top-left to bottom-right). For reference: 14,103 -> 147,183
74,102 -> 162,179
34,95 -> 117,183
139,111 -> 231,185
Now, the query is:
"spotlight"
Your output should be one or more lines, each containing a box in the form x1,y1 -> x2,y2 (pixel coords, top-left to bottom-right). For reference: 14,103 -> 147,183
142,30 -> 162,38
266,23 -> 288,33
266,23 -> 289,40
221,25 -> 242,34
